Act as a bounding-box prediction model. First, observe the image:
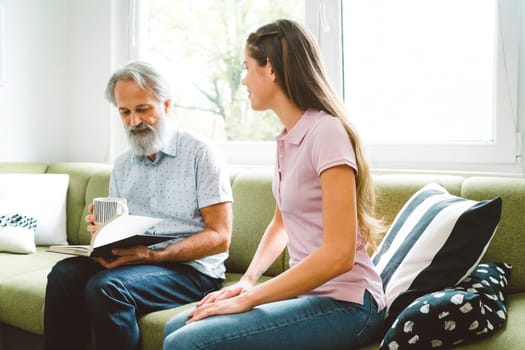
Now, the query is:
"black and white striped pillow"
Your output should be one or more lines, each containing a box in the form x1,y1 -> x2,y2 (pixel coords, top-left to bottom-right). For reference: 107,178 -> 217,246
372,182 -> 502,322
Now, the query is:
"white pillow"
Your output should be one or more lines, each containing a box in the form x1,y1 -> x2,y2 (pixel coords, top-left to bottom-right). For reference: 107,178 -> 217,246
0,214 -> 37,253
0,174 -> 69,245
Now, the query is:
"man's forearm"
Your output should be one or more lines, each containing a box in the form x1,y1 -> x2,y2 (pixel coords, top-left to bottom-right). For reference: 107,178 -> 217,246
154,229 -> 230,262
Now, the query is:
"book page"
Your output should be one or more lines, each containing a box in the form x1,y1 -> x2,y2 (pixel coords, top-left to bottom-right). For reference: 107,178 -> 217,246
47,245 -> 91,256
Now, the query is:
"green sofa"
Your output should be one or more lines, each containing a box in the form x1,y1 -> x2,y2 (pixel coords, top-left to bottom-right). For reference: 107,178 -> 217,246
0,162 -> 524,350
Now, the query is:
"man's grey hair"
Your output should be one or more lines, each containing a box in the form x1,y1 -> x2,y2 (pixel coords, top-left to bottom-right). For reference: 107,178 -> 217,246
105,60 -> 172,106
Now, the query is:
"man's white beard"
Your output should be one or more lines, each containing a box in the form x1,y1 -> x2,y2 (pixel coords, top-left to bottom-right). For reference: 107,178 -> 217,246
126,114 -> 169,157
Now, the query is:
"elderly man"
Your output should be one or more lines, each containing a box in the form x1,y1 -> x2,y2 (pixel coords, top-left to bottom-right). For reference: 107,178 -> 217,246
44,61 -> 233,350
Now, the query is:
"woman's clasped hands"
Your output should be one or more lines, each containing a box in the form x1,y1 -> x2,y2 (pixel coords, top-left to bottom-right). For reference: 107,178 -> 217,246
186,280 -> 255,324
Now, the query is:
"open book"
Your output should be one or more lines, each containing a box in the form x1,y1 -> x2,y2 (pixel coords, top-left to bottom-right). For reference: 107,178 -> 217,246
47,214 -> 177,257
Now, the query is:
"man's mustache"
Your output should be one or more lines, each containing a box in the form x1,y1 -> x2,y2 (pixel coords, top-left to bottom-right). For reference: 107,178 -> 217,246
128,124 -> 154,133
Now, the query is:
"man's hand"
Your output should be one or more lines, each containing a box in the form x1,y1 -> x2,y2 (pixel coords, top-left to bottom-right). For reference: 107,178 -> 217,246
93,245 -> 156,269
85,203 -> 100,235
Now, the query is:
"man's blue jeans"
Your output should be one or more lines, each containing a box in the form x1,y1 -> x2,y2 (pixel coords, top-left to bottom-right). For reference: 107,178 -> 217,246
163,290 -> 385,350
44,256 -> 222,350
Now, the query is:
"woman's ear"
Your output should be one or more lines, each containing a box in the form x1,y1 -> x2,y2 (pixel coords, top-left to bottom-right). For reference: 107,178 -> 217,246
266,58 -> 277,81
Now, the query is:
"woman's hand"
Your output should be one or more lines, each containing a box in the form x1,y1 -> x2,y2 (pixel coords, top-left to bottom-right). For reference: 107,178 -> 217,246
197,280 -> 253,308
185,280 -> 254,323
187,292 -> 254,324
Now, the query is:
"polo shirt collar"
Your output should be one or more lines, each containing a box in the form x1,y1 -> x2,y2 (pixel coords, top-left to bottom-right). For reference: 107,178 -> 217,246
277,109 -> 315,145
160,126 -> 178,157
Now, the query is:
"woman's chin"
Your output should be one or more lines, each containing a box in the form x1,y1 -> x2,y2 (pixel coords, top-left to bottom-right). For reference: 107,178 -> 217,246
249,102 -> 264,111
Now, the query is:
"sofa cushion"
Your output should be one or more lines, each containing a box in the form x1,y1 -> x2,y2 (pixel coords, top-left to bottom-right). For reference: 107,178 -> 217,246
0,248 -> 68,334
0,214 -> 38,253
0,174 -> 69,245
379,262 -> 511,349
372,182 -> 502,320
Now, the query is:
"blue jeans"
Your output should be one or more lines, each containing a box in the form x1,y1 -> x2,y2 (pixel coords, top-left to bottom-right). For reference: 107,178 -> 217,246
163,291 -> 385,350
44,256 -> 222,350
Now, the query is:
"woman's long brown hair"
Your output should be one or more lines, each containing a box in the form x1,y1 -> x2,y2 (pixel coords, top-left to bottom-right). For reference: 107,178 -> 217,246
246,19 -> 384,250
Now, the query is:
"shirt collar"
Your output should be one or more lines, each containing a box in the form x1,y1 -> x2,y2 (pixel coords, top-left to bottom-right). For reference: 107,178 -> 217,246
161,126 -> 178,157
276,109 -> 316,145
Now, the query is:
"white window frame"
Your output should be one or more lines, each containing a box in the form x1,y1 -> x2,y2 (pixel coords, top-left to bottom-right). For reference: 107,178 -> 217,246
0,6 -> 5,86
219,0 -> 523,174
118,0 -> 523,174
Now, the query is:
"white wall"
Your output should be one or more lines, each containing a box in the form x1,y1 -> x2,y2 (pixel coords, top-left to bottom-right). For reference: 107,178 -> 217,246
0,0 -> 113,162
66,0 -> 113,162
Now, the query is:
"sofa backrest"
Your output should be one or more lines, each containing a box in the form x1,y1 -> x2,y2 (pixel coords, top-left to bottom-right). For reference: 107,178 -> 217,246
0,162 -> 523,293
226,168 -> 283,276
46,163 -> 112,245
228,171 -> 525,294
373,173 -> 525,294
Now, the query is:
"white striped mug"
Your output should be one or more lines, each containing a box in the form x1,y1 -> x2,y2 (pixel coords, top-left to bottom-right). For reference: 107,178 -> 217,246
93,197 -> 128,224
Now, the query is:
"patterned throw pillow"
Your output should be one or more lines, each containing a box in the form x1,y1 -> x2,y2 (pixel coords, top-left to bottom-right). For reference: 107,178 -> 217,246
372,182 -> 502,321
0,213 -> 38,253
379,262 -> 512,350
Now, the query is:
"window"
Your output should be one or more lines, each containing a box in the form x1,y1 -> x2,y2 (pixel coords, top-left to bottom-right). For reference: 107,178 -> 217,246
344,1 -> 495,144
125,0 -> 522,173
138,0 -> 304,143
337,0 -> 521,172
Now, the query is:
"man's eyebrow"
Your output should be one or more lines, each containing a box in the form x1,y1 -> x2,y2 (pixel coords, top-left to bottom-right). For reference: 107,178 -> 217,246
118,104 -> 151,111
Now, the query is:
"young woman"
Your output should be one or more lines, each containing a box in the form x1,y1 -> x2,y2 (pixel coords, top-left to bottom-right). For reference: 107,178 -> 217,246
163,19 -> 386,350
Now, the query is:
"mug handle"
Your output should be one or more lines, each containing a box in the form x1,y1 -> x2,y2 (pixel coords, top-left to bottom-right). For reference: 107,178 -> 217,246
117,202 -> 129,216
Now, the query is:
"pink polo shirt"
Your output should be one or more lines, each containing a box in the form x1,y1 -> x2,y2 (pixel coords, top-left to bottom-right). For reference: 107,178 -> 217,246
273,109 -> 385,310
